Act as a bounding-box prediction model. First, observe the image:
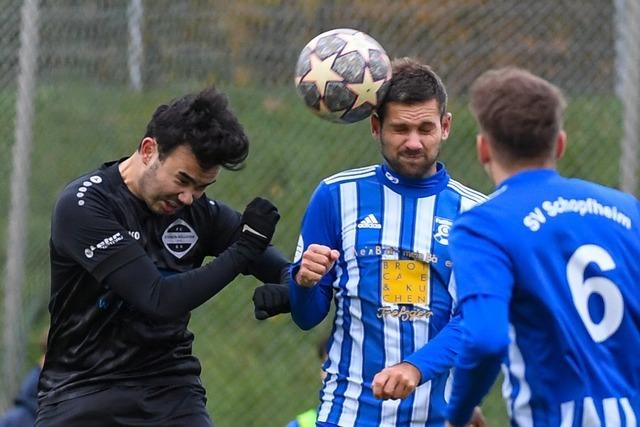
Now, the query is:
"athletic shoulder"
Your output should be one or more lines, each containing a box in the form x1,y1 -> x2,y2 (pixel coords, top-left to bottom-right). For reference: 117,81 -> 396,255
453,185 -> 510,232
445,178 -> 488,212
571,177 -> 638,202
54,167 -> 115,217
322,164 -> 378,186
191,195 -> 241,227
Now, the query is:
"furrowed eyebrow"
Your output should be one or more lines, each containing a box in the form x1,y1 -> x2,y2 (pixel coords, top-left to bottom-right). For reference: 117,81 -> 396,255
178,171 -> 216,187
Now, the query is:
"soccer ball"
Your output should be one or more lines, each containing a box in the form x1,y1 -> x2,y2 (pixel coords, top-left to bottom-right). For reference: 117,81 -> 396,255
294,28 -> 392,124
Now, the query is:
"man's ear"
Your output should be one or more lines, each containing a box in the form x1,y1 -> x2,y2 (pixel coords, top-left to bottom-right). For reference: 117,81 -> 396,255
476,133 -> 491,166
555,130 -> 567,161
139,137 -> 158,165
370,113 -> 381,139
441,112 -> 453,140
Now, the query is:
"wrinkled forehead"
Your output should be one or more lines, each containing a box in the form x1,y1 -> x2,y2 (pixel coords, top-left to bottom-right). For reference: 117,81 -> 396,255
384,99 -> 443,125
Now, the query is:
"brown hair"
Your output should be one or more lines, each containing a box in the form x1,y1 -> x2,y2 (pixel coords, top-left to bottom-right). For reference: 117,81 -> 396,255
469,67 -> 566,161
375,57 -> 448,123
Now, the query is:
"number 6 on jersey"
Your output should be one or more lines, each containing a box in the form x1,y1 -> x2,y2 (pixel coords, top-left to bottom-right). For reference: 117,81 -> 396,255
566,244 -> 624,343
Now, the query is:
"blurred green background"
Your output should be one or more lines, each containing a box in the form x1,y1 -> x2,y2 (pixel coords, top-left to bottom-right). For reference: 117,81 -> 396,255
1,1 -> 633,426
8,82 -> 621,426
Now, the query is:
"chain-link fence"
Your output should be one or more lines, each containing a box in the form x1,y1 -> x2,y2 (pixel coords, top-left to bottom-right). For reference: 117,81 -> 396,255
1,1 -> 638,425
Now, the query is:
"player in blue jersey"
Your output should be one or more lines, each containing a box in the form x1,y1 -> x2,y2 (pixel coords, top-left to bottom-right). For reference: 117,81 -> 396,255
289,57 -> 486,427
445,67 -> 640,427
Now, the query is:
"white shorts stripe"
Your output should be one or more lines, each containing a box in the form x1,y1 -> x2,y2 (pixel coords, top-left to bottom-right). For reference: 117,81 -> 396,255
560,400 -> 575,427
620,398 -> 637,427
318,372 -> 339,422
582,397 -> 602,427
501,364 -> 514,419
603,397 -> 621,427
508,324 -> 533,427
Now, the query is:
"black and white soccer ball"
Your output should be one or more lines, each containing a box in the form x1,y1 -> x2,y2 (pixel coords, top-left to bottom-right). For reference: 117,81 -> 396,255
294,28 -> 392,124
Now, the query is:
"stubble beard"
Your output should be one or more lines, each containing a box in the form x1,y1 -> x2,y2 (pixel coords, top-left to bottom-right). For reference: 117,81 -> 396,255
381,142 -> 440,179
138,161 -> 166,214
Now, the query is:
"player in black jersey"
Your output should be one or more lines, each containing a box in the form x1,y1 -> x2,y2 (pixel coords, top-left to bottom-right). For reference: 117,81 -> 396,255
36,87 -> 290,426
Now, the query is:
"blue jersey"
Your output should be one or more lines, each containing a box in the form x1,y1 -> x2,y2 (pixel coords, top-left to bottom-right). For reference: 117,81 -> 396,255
289,163 -> 485,427
449,169 -> 640,426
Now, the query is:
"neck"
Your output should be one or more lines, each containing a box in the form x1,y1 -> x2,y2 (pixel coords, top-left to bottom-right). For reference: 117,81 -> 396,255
118,152 -> 143,197
490,158 -> 557,186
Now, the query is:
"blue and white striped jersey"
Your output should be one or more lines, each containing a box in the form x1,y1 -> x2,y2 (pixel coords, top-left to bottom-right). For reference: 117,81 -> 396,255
448,169 -> 640,426
289,162 -> 485,427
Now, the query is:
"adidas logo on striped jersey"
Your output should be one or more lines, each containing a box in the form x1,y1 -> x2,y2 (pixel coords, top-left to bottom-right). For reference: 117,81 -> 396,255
357,214 -> 382,229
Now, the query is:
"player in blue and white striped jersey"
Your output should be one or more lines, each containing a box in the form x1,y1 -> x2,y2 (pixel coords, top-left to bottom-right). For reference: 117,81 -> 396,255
446,68 -> 640,427
289,58 -> 486,427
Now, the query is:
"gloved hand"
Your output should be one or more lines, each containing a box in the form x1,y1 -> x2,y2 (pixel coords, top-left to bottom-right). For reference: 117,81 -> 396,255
253,283 -> 290,320
238,197 -> 280,253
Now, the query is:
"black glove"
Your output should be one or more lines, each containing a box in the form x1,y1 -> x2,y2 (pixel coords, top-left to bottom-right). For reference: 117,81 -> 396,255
252,283 -> 291,320
238,197 -> 280,253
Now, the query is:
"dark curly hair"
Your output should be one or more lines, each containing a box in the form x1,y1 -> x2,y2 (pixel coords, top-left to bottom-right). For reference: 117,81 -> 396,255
143,87 -> 249,171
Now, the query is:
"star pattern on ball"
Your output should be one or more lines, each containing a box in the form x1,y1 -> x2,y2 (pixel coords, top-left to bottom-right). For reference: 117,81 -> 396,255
318,99 -> 346,120
337,31 -> 379,61
301,53 -> 344,97
347,67 -> 386,109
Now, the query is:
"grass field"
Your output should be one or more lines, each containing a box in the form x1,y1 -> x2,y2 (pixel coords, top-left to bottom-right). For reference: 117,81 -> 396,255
1,80 -> 623,426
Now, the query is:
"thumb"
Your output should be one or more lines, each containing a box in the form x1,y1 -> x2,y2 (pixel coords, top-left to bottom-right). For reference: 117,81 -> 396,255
327,250 -> 340,271
254,309 -> 269,321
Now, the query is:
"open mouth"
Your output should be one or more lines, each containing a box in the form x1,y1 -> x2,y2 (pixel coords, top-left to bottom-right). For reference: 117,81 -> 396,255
162,200 -> 182,213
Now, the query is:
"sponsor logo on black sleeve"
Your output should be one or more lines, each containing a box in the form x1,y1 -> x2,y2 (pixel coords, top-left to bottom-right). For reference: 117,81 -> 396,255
84,232 -> 124,258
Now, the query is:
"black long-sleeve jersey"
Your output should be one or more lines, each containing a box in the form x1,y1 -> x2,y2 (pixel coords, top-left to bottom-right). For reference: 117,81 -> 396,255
39,160 -> 288,404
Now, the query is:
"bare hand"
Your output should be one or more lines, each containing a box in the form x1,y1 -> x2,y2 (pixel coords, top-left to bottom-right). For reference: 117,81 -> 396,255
372,362 -> 421,400
295,244 -> 339,288
445,406 -> 486,427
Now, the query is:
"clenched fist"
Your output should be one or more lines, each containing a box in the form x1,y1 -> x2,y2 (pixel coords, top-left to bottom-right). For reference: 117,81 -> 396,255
372,362 -> 421,400
295,244 -> 340,288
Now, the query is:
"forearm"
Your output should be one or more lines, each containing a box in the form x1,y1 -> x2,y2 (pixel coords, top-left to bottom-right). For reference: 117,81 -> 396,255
447,356 -> 502,426
104,240 -> 258,319
245,245 -> 290,283
447,294 -> 509,425
403,312 -> 463,383
289,265 -> 332,330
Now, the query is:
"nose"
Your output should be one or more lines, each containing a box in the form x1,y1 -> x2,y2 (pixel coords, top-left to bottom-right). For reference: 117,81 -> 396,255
177,192 -> 194,206
405,130 -> 422,150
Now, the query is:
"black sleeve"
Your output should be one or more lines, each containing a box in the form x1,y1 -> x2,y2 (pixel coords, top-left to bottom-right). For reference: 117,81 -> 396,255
203,197 -> 290,283
200,198 -> 243,256
103,239 -> 254,319
52,180 -> 147,279
245,245 -> 290,284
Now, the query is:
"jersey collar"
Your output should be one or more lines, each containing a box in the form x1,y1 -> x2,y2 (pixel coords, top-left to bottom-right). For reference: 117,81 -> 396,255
102,159 -> 154,218
377,161 -> 450,197
498,168 -> 558,190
